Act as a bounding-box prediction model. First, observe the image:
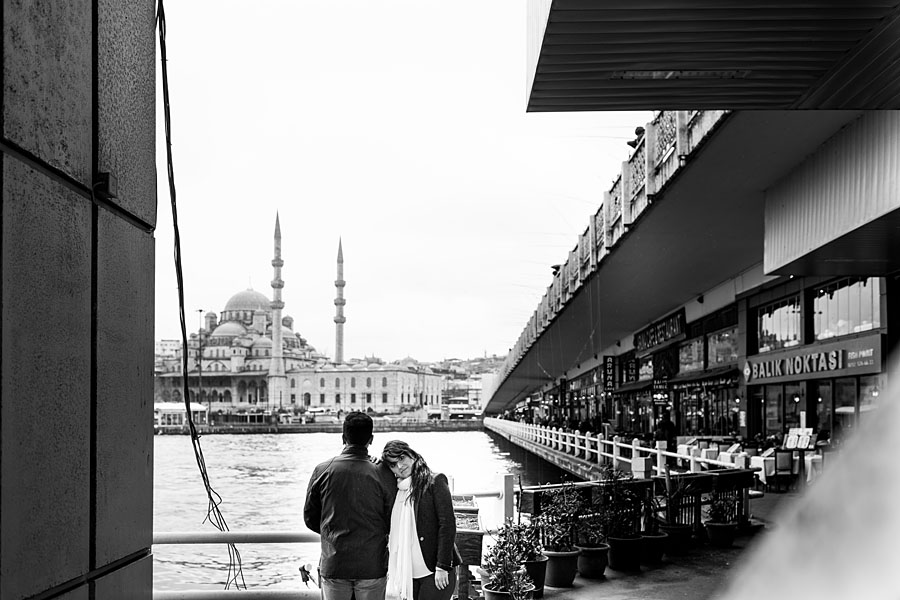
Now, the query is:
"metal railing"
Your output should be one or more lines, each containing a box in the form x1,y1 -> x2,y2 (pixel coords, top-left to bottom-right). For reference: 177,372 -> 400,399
484,417 -> 751,476
153,476 -> 515,600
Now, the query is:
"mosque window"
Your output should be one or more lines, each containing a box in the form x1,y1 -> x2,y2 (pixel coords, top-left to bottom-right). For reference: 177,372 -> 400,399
336,394 -> 341,404
320,378 -> 325,388
366,393 -> 372,403
320,394 -> 325,404
367,377 -> 372,387
351,393 -> 356,404
336,378 -> 341,388
382,377 -> 388,387
351,377 -> 356,388
382,393 -> 388,403
291,379 -> 296,388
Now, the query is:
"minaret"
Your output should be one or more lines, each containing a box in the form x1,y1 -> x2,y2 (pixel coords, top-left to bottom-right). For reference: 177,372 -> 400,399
333,239 -> 346,364
268,213 -> 287,409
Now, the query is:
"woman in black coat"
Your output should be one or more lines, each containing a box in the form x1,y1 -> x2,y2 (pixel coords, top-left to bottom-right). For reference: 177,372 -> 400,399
382,440 -> 460,600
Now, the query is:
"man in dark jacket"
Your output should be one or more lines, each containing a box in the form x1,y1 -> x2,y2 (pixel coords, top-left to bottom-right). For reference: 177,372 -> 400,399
304,412 -> 397,600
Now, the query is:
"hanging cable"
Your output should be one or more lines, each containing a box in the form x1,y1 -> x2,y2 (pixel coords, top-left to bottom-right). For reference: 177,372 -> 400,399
157,0 -> 245,589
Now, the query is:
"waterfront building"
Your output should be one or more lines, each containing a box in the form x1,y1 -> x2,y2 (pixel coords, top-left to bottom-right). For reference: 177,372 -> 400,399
153,216 -> 446,416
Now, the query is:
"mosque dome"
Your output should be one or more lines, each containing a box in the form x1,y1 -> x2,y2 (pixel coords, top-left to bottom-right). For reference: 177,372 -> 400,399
252,337 -> 273,348
224,288 -> 270,312
210,321 -> 246,338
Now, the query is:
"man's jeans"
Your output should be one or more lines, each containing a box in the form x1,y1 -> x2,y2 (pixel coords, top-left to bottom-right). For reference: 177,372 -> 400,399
320,576 -> 387,600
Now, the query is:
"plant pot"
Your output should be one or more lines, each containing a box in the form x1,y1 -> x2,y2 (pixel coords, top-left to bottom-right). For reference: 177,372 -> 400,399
542,549 -> 579,588
704,521 -> 739,548
483,584 -> 535,600
607,535 -> 642,572
574,543 -> 609,579
659,523 -> 693,555
522,554 -> 548,598
640,531 -> 668,565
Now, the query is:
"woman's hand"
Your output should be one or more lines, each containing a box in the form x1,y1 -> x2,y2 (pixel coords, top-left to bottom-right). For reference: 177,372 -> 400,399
434,567 -> 449,590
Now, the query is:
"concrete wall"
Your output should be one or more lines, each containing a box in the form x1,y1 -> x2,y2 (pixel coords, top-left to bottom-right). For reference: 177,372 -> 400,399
2,2 -> 156,598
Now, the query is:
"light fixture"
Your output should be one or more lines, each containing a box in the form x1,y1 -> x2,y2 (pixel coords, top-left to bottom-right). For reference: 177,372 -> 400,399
734,397 -> 741,404
793,396 -> 801,403
817,397 -> 823,403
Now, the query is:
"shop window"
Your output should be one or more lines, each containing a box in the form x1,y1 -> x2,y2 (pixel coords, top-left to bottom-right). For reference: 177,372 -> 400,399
834,378 -> 856,442
638,356 -> 653,381
813,277 -> 881,341
812,381 -> 832,437
757,296 -> 801,353
784,384 -> 803,431
707,327 -> 738,366
764,385 -> 783,436
678,338 -> 704,373
858,374 -> 882,429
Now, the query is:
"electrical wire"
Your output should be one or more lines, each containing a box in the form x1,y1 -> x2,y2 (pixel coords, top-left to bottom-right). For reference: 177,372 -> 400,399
157,0 -> 246,589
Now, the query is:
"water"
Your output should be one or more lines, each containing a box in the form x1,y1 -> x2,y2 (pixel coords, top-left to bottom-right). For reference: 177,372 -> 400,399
153,430 -> 566,591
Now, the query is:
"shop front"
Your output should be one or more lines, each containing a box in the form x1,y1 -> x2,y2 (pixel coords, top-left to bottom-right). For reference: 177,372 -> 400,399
743,332 -> 885,445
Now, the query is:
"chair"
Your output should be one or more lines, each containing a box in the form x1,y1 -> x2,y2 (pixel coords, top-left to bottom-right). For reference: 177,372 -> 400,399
770,449 -> 795,492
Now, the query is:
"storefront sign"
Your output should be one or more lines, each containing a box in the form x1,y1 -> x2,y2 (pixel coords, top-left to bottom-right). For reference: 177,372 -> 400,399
634,308 -> 686,353
603,356 -> 616,391
743,333 -> 882,384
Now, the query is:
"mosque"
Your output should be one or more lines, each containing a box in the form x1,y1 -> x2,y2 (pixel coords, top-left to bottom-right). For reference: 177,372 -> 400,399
154,215 -> 445,418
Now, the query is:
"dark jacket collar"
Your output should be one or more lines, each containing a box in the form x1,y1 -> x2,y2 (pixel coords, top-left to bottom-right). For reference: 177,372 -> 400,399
341,445 -> 370,458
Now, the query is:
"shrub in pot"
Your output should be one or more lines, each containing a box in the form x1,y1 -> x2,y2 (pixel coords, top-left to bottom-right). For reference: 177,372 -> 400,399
573,496 -> 610,580
598,466 -> 642,573
480,535 -> 535,600
535,481 -> 583,588
658,467 -> 697,555
639,491 -> 668,565
491,519 -> 547,598
704,492 -> 739,548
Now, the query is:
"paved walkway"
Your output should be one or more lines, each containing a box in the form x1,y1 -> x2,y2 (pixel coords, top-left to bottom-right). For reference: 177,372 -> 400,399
484,491 -> 800,600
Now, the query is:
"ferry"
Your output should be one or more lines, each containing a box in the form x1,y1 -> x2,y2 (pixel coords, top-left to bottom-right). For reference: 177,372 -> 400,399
426,400 -> 483,420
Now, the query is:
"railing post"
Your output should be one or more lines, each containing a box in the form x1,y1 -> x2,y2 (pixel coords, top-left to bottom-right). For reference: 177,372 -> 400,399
501,473 -> 515,522
655,440 -> 666,477
597,433 -> 604,465
613,435 -> 621,469
690,446 -> 701,473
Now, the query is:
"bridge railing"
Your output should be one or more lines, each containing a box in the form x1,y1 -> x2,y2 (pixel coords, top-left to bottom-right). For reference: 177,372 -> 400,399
152,476 -> 515,600
484,417 -> 751,477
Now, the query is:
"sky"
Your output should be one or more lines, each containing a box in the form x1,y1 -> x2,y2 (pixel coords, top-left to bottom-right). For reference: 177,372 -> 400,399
154,0 -> 653,364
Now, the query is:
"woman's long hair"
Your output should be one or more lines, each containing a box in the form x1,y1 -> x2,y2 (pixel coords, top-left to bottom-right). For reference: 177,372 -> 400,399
382,439 -> 434,507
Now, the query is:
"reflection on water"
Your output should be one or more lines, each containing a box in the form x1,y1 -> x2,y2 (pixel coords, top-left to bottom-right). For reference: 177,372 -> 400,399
153,430 -> 565,591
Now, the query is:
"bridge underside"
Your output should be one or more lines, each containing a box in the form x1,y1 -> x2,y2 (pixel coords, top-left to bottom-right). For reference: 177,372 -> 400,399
487,110 -> 870,414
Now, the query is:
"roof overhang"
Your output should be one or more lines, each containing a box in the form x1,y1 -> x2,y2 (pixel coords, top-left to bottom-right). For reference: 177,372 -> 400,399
485,110 -> 863,414
526,0 -> 900,111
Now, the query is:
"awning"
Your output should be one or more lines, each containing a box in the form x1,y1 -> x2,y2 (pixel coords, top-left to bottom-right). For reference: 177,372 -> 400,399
613,379 -> 652,394
669,366 -> 740,390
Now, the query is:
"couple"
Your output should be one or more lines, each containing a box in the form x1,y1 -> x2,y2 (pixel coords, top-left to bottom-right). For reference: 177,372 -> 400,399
304,411 -> 461,600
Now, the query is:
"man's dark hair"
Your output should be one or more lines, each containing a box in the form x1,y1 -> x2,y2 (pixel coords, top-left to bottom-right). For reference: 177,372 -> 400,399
343,411 -> 373,446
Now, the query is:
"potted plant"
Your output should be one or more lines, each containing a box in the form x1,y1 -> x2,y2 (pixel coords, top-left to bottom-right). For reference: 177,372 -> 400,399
639,491 -> 668,566
703,491 -> 739,548
573,494 -> 610,579
480,539 -> 535,600
535,481 -> 584,588
657,466 -> 697,555
598,466 -> 642,573
490,519 -> 547,598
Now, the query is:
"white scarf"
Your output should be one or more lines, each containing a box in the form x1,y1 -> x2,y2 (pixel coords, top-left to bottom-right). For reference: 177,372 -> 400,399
388,477 -> 417,600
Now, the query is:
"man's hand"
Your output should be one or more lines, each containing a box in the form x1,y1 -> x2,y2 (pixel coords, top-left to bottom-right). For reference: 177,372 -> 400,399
434,567 -> 449,590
